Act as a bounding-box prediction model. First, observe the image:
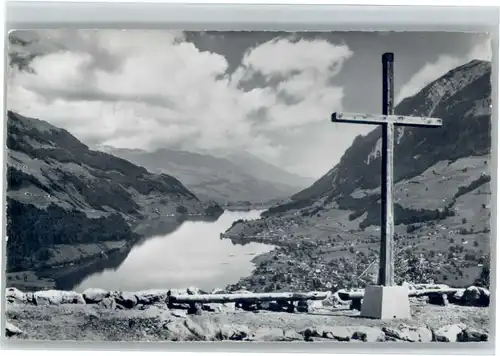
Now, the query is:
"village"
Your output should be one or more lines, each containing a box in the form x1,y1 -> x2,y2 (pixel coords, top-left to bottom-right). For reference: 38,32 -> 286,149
222,210 -> 489,294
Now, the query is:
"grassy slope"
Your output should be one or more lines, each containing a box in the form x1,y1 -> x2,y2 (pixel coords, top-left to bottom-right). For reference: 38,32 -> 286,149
222,155 -> 491,291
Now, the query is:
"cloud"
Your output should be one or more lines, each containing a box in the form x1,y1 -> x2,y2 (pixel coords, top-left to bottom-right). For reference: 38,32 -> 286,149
468,39 -> 492,62
7,30 -> 352,166
242,37 -> 352,77
396,38 -> 492,104
395,55 -> 463,104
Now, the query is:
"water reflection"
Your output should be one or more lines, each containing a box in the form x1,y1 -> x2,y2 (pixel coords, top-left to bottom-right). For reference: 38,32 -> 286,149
71,210 -> 273,292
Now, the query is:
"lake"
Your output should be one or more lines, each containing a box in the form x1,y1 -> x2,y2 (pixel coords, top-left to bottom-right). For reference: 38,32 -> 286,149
72,210 -> 274,292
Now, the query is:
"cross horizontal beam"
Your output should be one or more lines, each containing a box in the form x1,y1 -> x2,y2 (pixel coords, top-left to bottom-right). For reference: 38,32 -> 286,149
332,112 -> 443,127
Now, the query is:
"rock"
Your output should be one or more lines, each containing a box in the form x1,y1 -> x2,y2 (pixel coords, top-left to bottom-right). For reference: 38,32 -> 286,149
384,336 -> 405,342
211,288 -> 225,294
383,326 -> 420,342
183,318 -> 209,340
322,292 -> 350,308
283,329 -> 303,341
139,302 -> 169,311
33,290 -> 85,305
320,292 -> 334,306
261,301 -> 283,312
187,302 -> 203,315
415,326 -> 433,342
351,327 -> 385,342
308,337 -> 338,342
186,286 -> 200,295
285,302 -> 296,313
350,298 -> 363,311
171,310 -> 188,318
296,300 -> 308,313
434,323 -> 467,342
25,292 -> 35,304
5,322 -> 23,337
420,283 -> 450,290
300,327 -> 321,341
253,327 -> 285,341
6,288 -> 27,304
115,291 -> 138,309
238,302 -> 258,311
135,289 -> 169,305
258,301 -> 270,310
220,303 -> 236,313
217,324 -> 251,341
202,302 -> 235,313
163,320 -> 195,341
82,288 -> 109,304
202,303 -> 218,312
449,289 -> 465,304
98,297 -> 116,309
322,326 -> 351,341
457,328 -> 488,342
462,286 -> 490,307
307,299 -> 323,312
196,320 -> 220,341
142,307 -> 171,322
428,293 -> 449,306
167,289 -> 184,296
401,281 -> 413,290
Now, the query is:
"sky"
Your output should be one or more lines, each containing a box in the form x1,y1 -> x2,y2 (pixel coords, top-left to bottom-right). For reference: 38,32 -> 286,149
7,30 -> 492,179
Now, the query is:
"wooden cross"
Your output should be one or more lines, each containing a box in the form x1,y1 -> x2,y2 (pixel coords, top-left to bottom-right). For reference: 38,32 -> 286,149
331,53 -> 443,287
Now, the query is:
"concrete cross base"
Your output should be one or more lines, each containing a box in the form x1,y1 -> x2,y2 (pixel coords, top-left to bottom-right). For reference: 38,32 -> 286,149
360,285 -> 411,320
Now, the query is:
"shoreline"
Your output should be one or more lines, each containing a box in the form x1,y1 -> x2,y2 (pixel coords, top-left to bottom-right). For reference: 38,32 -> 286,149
6,211 -> 225,293
6,241 -> 134,292
8,209 -> 283,293
219,200 -> 490,293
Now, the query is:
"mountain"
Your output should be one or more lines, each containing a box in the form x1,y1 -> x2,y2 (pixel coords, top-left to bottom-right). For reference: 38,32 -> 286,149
215,150 -> 315,188
96,146 -> 311,205
5,111 -> 222,272
221,59 -> 492,291
271,59 -> 491,216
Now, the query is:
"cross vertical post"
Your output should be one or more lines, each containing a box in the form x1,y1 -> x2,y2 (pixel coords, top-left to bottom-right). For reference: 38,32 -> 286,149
330,52 -> 443,319
380,52 -> 395,286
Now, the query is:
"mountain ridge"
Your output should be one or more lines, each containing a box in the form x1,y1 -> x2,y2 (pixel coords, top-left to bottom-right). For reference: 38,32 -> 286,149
6,110 -> 223,272
97,145 -> 312,204
285,59 -> 491,209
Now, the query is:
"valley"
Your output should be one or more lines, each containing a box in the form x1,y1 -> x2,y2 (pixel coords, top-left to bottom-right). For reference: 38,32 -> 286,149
98,146 -> 313,205
4,29 -> 493,345
5,59 -> 493,299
